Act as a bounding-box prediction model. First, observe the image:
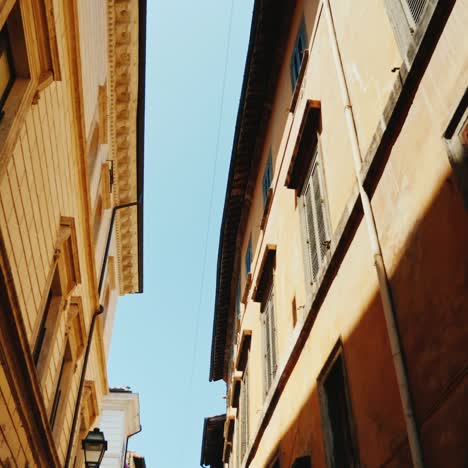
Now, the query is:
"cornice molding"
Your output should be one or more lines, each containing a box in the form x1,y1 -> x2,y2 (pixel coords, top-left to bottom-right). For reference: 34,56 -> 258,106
107,0 -> 140,294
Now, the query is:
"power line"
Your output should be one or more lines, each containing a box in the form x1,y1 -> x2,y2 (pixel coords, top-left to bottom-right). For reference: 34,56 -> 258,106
180,0 -> 235,463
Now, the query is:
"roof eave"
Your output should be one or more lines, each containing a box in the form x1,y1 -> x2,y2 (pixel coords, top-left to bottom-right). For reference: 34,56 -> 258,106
209,0 -> 295,382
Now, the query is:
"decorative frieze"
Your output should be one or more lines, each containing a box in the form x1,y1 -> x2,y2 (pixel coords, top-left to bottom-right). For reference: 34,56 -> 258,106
107,0 -> 140,294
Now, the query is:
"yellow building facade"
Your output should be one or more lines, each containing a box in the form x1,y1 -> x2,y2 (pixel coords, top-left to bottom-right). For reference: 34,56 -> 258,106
202,1 -> 467,467
0,0 -> 145,466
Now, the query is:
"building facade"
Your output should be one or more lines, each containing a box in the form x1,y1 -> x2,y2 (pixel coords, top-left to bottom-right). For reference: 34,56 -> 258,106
202,1 -> 467,467
0,0 -> 145,466
126,452 -> 146,468
98,388 -> 142,468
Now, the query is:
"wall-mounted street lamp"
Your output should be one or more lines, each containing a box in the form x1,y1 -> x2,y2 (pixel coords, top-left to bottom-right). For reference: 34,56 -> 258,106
82,428 -> 108,468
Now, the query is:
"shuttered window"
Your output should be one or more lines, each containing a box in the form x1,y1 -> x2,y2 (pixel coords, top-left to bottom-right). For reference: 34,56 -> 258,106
262,285 -> 277,395
319,352 -> 359,467
262,151 -> 273,208
240,365 -> 249,462
0,26 -> 15,119
444,89 -> 468,208
290,20 -> 307,90
385,0 -> 432,56
401,0 -> 428,27
301,154 -> 330,284
245,235 -> 252,275
33,268 -> 63,370
50,343 -> 74,439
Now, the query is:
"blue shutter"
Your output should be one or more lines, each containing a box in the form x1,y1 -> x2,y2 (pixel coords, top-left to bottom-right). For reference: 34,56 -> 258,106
290,20 -> 307,89
245,235 -> 252,274
262,151 -> 273,207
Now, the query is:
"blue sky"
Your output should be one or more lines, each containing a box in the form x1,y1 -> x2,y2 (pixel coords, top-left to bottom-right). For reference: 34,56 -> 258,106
108,1 -> 254,466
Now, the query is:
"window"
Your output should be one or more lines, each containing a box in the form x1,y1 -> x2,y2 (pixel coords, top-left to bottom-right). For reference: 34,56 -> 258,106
33,268 -> 63,368
291,296 -> 297,327
0,3 -> 28,123
33,218 -> 81,394
262,151 -> 273,208
268,455 -> 281,468
290,20 -> 307,90
239,365 -> 249,462
236,276 -> 241,319
444,88 -> 468,209
319,348 -> 359,468
245,235 -> 252,275
0,26 -> 15,120
292,456 -> 311,468
50,342 -> 74,435
400,0 -> 429,29
384,0 -> 430,56
262,284 -> 277,395
301,152 -> 330,284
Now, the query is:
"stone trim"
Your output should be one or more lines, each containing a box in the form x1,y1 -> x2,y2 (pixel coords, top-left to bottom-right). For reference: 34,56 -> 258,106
107,0 -> 140,294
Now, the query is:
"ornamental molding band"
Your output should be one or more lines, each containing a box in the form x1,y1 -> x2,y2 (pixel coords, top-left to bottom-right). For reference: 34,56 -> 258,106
107,0 -> 140,294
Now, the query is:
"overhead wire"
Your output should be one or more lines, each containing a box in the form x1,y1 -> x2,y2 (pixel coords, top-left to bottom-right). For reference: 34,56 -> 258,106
179,0 -> 235,463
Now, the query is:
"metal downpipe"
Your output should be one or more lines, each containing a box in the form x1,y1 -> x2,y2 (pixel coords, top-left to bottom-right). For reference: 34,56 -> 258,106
322,1 -> 425,466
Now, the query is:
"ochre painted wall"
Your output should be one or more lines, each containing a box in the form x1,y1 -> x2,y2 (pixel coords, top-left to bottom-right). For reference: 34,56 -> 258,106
0,0 -> 138,465
226,1 -> 468,467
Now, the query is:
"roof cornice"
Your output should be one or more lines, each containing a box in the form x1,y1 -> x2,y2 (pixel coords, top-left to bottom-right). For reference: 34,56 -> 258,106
107,0 -> 146,294
209,0 -> 295,381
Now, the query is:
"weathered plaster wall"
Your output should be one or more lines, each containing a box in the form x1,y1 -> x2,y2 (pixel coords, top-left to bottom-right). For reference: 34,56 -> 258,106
228,1 -> 468,467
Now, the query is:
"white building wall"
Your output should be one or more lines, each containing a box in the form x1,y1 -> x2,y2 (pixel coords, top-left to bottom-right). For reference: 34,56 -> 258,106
98,391 -> 141,468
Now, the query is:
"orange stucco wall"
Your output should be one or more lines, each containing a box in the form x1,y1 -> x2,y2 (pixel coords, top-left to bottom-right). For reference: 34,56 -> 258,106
226,1 -> 468,467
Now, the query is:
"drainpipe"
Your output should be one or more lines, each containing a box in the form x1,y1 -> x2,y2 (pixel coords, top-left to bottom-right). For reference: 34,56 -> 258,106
322,2 -> 425,467
64,201 -> 140,468
123,425 -> 142,468
98,200 -> 140,295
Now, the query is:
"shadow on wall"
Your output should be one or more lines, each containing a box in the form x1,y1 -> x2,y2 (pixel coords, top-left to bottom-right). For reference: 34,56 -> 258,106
262,173 -> 468,468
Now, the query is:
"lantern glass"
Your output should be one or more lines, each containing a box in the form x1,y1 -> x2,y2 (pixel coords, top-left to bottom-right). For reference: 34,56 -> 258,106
82,428 -> 108,467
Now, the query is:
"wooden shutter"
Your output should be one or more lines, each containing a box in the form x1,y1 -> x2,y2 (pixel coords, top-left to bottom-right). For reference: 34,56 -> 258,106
264,300 -> 272,392
312,163 -> 329,263
269,288 -> 277,378
263,286 -> 277,395
240,366 -> 249,461
302,157 -> 329,284
303,180 -> 319,280
262,309 -> 269,396
245,235 -> 252,275
290,20 -> 307,89
262,152 -> 273,207
401,0 -> 428,26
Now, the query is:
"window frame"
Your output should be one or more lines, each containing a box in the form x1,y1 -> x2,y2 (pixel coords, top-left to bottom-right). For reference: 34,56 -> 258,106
262,150 -> 273,208
290,19 -> 307,91
444,88 -> 468,209
399,0 -> 429,29
318,343 -> 360,468
384,0 -> 432,58
32,218 -> 81,394
49,341 -> 74,436
0,24 -> 15,119
299,146 -> 331,286
262,282 -> 277,397
245,234 -> 252,276
239,364 -> 249,463
0,0 -> 61,171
